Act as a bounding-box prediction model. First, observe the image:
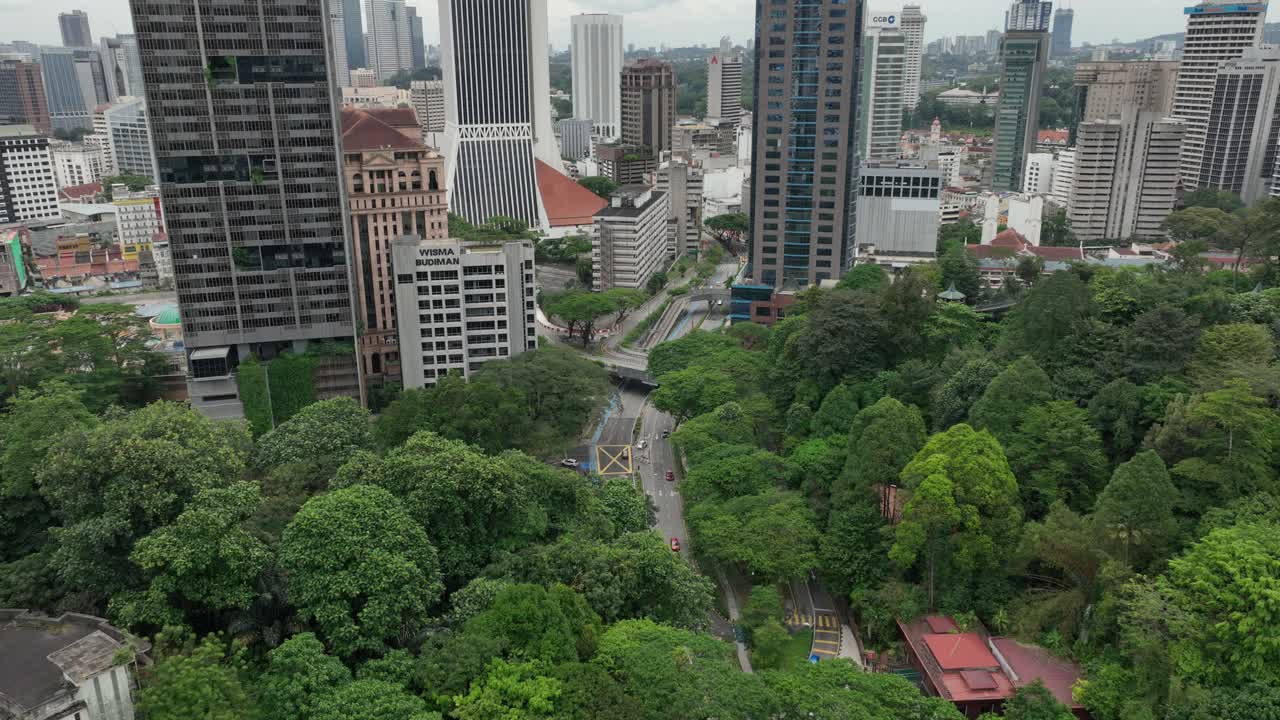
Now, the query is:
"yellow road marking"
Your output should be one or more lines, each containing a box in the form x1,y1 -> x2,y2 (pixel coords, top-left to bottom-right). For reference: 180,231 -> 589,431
596,445 -> 633,475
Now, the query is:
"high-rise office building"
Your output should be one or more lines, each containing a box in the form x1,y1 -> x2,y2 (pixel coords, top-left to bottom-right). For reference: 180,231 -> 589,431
407,6 -> 426,70
901,6 -> 927,110
366,0 -> 413,81
342,0 -> 365,70
1051,8 -> 1074,57
439,0 -> 560,228
0,56 -> 51,133
707,51 -> 744,129
1072,114 -> 1186,241
391,236 -> 538,388
1173,1 -> 1269,190
746,0 -> 865,288
1074,60 -> 1180,123
621,59 -> 676,156
131,0 -> 358,418
0,126 -> 60,225
592,185 -> 669,291
328,0 -> 351,86
861,17 -> 907,161
39,47 -> 108,132
1006,0 -> 1053,31
571,14 -> 624,140
993,27 -> 1050,191
341,107 -> 447,397
58,10 -> 92,48
411,79 -> 446,140
1198,46 -> 1280,205
102,97 -> 155,178
99,35 -> 144,101
854,162 -> 942,267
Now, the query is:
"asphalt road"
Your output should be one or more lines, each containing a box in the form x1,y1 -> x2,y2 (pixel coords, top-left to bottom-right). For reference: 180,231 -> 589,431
637,400 -> 686,550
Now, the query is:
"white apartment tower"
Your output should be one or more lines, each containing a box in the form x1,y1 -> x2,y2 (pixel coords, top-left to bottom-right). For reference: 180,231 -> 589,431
1023,152 -> 1055,194
329,1 -> 351,86
391,237 -> 538,388
103,96 -> 156,178
901,5 -> 927,110
1072,114 -> 1186,242
366,0 -> 413,81
707,51 -> 744,130
593,185 -> 669,291
1173,1 -> 1269,189
440,0 -> 561,229
1049,148 -> 1076,209
571,14 -> 624,140
861,18 -> 907,161
411,79 -> 446,141
0,126 -> 60,224
52,142 -> 105,188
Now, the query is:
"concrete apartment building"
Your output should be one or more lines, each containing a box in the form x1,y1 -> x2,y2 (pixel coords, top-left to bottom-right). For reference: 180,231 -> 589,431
593,185 -> 669,291
52,141 -> 105,189
900,6 -> 927,110
131,0 -> 359,419
621,59 -> 676,157
0,56 -> 51,133
1072,115 -> 1186,242
0,125 -> 60,225
112,183 -> 164,261
1197,46 -> 1280,205
1050,148 -> 1076,209
365,0 -> 413,81
350,67 -> 378,88
410,79 -> 445,139
341,107 -> 448,398
707,50 -> 744,130
745,0 -> 865,288
102,97 -> 155,178
656,153 -> 704,256
1073,60 -> 1179,139
1023,152 -> 1055,194
854,162 -> 942,268
861,17 -> 907,162
391,236 -> 537,388
571,13 -> 624,140
1173,1 -> 1269,189
596,143 -> 657,185
559,118 -> 593,160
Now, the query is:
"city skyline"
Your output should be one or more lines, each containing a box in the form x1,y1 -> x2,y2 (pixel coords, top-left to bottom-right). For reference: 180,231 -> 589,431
2,0 -> 1215,54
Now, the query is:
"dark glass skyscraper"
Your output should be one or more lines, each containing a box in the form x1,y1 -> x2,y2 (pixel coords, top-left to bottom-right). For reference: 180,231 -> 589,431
1052,8 -> 1074,58
343,0 -> 366,70
747,0 -> 865,288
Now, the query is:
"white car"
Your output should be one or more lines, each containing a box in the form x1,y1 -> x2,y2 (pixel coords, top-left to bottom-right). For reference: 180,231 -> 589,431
560,458 -> 579,468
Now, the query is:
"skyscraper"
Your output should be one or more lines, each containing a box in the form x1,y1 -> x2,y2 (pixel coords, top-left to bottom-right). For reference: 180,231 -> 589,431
102,97 -> 155,178
992,24 -> 1049,191
861,16 -> 907,161
0,126 -> 60,224
1173,1 -> 1269,190
58,10 -> 92,48
0,57 -> 51,133
98,35 -> 145,100
411,79 -> 446,139
571,14 -> 624,140
407,6 -> 426,70
439,0 -> 560,228
131,0 -> 358,418
328,0 -> 351,86
366,0 -> 413,81
900,6 -> 926,110
1198,46 -> 1280,205
39,47 -> 108,132
1007,0 -> 1053,31
746,0 -> 865,288
343,0 -> 365,70
621,59 -> 676,155
1051,8 -> 1074,57
707,50 -> 744,129
1074,60 -> 1180,122
1072,115 -> 1186,242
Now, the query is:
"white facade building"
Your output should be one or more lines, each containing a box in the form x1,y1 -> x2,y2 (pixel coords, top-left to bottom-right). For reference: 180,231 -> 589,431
592,185 -> 669,291
102,96 -> 155,178
1172,1 -> 1269,189
559,118 -> 593,160
855,162 -> 942,267
1050,148 -> 1076,209
113,183 -> 164,256
1023,152 -> 1055,194
410,79 -> 446,142
52,141 -> 106,189
392,236 -> 538,388
350,68 -> 378,88
342,85 -> 411,108
0,125 -> 60,224
439,0 -> 561,229
366,0 -> 413,82
901,5 -> 927,110
656,155 -> 704,256
861,19 -> 907,161
328,1 -> 351,86
707,51 -> 744,129
571,14 -> 624,140
1072,114 -> 1186,242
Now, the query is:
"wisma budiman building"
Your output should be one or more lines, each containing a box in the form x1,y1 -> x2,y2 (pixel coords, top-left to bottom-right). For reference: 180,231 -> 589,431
132,0 -> 357,416
747,0 -> 864,288
439,0 -> 561,229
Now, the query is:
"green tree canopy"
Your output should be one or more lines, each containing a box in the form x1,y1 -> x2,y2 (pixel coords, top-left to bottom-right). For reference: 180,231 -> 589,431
968,356 -> 1054,442
836,264 -> 890,292
259,632 -> 352,720
1006,400 -> 1108,518
136,634 -> 260,720
690,489 -> 820,581
578,176 -> 619,199
253,397 -> 371,471
1094,451 -> 1177,568
834,396 -> 927,505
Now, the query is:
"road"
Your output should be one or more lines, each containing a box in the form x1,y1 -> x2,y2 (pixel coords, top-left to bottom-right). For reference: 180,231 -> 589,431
783,575 -> 843,661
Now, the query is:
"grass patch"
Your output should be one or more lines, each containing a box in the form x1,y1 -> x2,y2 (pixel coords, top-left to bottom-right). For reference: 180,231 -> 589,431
777,627 -> 814,671
621,299 -> 671,348
668,284 -> 691,297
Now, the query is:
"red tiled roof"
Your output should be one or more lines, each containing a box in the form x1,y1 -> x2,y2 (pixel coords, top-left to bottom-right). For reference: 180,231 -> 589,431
362,107 -> 419,129
899,616 -> 1017,705
991,228 -> 1026,247
1038,129 -> 1069,144
924,633 -> 999,670
535,160 -> 607,227
1031,246 -> 1085,261
58,182 -> 103,201
968,242 -> 1083,262
992,638 -> 1085,710
340,108 -> 425,152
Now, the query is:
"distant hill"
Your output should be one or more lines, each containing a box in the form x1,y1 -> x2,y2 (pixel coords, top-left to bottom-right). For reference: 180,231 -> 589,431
1128,22 -> 1280,48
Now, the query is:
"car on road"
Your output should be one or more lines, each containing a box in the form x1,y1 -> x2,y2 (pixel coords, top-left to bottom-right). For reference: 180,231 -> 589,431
637,440 -> 646,450
560,458 -> 579,468
661,429 -> 671,438
665,470 -> 675,482
670,537 -> 681,552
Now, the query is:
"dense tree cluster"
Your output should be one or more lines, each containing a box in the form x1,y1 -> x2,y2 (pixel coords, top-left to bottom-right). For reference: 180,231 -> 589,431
651,259 -> 1280,717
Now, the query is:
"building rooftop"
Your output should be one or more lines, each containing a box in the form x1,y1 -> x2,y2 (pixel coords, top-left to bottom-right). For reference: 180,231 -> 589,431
340,107 -> 426,152
58,182 -> 104,202
0,124 -> 40,138
991,637 -> 1085,711
59,203 -> 117,219
535,159 -> 607,227
0,610 -> 148,712
595,186 -> 665,219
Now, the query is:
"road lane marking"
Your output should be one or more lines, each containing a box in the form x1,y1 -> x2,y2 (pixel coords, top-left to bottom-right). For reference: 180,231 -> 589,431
596,445 -> 633,475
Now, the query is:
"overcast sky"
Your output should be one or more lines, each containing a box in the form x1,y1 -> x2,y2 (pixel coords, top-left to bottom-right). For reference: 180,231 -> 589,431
0,0 -> 1211,51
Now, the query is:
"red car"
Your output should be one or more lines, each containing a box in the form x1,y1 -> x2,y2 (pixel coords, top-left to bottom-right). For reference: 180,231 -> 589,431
665,470 -> 675,482
670,537 -> 681,552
